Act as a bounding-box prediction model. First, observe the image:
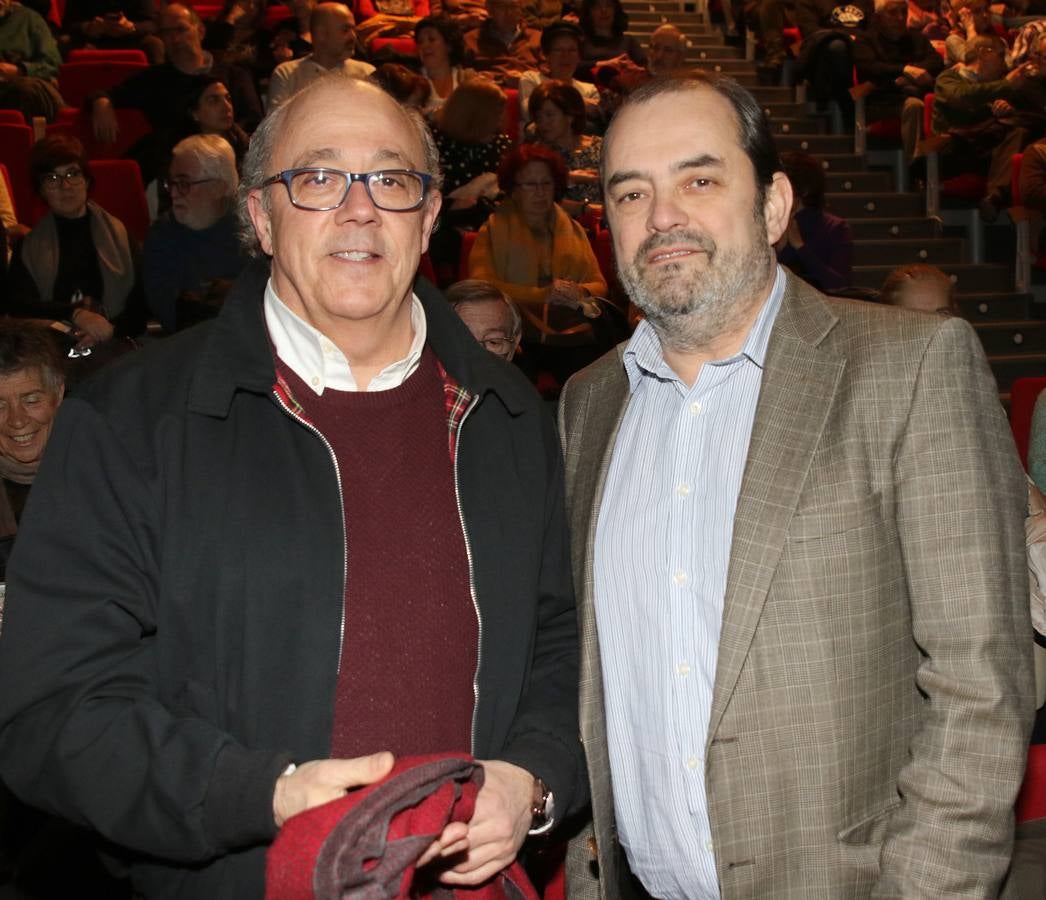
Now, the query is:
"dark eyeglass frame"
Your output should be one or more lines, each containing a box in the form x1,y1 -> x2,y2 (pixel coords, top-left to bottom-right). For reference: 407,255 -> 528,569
41,169 -> 86,189
162,177 -> 219,196
260,167 -> 434,212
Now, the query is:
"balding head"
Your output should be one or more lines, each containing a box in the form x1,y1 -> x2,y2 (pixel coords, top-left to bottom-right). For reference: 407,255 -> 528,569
649,24 -> 686,75
310,2 -> 356,65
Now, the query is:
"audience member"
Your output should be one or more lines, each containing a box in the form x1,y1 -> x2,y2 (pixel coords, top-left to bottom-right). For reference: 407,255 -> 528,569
880,261 -> 960,315
268,3 -> 374,109
5,136 -> 145,347
746,0 -> 793,83
796,0 -> 873,131
354,0 -> 429,48
374,61 -> 432,108
143,134 -> 247,332
933,33 -> 1041,220
519,20 -> 600,131
434,0 -> 486,31
577,0 -> 646,74
522,0 -> 560,29
90,3 -> 262,182
464,0 -> 543,86
469,145 -> 606,344
854,0 -> 943,162
647,23 -> 687,75
775,150 -> 854,291
62,0 -> 160,61
0,0 -> 63,121
181,76 -> 250,168
447,278 -> 522,360
945,0 -> 995,64
1018,134 -> 1046,215
0,322 -> 64,540
907,0 -> 950,37
528,81 -> 602,208
414,15 -> 474,118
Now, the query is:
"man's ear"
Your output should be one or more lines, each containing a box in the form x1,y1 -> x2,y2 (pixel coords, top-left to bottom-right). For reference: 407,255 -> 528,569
247,190 -> 274,256
763,170 -> 793,247
419,190 -> 443,256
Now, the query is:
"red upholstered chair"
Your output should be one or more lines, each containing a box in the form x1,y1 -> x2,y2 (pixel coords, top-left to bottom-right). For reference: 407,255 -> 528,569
57,60 -> 147,110
0,109 -> 24,125
88,159 -> 150,244
1017,744 -> 1046,824
1010,377 -> 1046,470
0,122 -> 36,226
502,88 -> 520,142
67,48 -> 148,64
263,3 -> 294,30
370,36 -> 418,56
45,107 -> 151,162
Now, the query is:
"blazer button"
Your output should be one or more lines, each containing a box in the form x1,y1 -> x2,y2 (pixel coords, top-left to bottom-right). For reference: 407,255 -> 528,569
588,837 -> 599,858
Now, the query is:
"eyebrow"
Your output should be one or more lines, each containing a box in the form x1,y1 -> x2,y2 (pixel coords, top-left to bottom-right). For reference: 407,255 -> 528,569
287,147 -> 417,171
606,153 -> 725,190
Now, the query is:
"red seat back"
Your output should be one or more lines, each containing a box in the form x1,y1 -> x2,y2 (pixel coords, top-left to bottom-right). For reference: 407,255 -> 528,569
0,109 -> 24,125
45,107 -> 151,162
1011,376 -> 1046,469
1016,743 -> 1046,824
263,3 -> 294,30
0,122 -> 36,225
57,60 -> 147,110
89,159 -> 150,244
67,48 -> 148,64
502,88 -> 520,142
1013,152 -> 1024,205
923,91 -> 935,136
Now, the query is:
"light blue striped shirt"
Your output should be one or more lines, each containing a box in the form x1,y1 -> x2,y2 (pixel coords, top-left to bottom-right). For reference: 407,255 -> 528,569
593,268 -> 785,900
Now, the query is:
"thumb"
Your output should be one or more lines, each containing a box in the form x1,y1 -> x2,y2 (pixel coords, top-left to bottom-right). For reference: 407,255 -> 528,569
333,750 -> 394,788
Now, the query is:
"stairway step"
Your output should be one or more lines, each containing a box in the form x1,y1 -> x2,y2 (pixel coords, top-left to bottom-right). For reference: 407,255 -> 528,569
817,153 -> 868,172
749,86 -> 798,103
825,171 -> 894,193
984,352 -> 1046,391
826,192 -> 925,218
852,238 -> 965,266
776,134 -> 854,154
758,101 -> 807,119
851,262 -> 1012,292
627,12 -> 710,26
959,292 -> 1033,322
687,58 -> 756,74
974,320 -> 1046,355
686,45 -> 746,61
770,117 -> 828,135
848,217 -> 940,239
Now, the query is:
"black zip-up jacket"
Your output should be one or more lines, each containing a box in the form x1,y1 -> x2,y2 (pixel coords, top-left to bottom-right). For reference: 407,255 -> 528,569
0,260 -> 584,899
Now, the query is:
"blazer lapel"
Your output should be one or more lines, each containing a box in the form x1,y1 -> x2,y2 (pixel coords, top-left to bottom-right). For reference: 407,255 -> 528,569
707,277 -> 845,743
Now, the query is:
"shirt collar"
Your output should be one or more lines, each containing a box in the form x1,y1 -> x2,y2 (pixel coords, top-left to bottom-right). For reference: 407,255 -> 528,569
263,278 -> 427,393
622,264 -> 785,391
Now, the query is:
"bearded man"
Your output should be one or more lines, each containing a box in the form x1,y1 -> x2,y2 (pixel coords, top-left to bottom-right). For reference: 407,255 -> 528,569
558,71 -> 1034,900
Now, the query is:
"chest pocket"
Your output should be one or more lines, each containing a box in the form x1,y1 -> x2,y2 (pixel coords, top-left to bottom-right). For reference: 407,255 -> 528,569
788,492 -> 882,541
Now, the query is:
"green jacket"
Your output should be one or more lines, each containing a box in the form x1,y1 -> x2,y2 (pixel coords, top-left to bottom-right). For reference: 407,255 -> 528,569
0,3 -> 61,81
932,64 -> 1015,132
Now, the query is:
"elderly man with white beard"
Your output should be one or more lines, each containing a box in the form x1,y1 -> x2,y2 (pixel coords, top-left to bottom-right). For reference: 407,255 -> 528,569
558,70 -> 1033,900
143,133 -> 249,332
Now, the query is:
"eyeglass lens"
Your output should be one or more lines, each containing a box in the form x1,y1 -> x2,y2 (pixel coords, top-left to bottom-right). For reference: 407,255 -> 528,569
287,169 -> 426,211
44,170 -> 84,187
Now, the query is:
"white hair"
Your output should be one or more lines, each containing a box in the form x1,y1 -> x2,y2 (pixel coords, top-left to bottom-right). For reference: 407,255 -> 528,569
172,133 -> 239,198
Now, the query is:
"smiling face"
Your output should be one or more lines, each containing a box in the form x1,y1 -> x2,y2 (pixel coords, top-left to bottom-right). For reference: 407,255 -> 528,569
0,367 -> 63,466
603,86 -> 788,346
193,82 -> 234,133
248,81 -> 441,352
416,26 -> 450,70
546,34 -> 581,79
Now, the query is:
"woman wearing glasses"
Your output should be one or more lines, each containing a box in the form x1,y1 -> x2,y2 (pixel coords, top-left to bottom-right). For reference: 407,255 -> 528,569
4,135 -> 145,351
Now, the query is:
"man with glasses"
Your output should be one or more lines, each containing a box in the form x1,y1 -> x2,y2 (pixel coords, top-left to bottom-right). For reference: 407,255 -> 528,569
447,278 -> 523,361
143,134 -> 248,332
0,73 -> 582,900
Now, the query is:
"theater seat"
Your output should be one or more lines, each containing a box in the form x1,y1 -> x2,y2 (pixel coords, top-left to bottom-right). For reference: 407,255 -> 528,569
0,122 -> 35,225
57,60 -> 148,110
89,159 -> 150,244
67,48 -> 148,64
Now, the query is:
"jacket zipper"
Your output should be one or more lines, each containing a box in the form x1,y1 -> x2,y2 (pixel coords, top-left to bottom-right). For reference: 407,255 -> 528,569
453,394 -> 482,753
271,388 -> 349,675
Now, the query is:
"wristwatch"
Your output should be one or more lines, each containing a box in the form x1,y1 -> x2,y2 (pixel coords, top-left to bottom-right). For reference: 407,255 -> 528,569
528,777 -> 555,836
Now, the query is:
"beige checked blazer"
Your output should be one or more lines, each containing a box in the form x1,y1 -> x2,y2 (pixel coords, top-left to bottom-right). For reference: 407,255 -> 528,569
558,273 -> 1035,899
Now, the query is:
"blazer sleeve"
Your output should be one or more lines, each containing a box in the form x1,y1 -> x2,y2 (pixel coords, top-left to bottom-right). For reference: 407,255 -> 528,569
874,317 -> 1034,896
0,398 -> 293,862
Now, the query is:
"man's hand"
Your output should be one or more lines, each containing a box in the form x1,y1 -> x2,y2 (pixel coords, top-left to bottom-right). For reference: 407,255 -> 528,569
71,308 -> 114,348
992,98 -> 1015,117
272,752 -> 394,827
0,62 -> 19,81
91,98 -> 119,144
423,760 -> 534,887
902,65 -> 933,88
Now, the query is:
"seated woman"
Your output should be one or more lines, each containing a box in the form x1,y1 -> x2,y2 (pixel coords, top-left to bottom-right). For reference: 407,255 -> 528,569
180,77 -> 250,170
518,20 -> 601,132
5,136 -> 145,349
469,144 -> 607,342
577,0 -> 646,75
0,322 -> 64,543
775,150 -> 853,292
414,15 -> 475,119
527,81 -> 602,210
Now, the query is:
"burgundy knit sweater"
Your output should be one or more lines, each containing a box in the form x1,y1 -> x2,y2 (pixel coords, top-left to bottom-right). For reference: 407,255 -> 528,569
275,346 -> 478,758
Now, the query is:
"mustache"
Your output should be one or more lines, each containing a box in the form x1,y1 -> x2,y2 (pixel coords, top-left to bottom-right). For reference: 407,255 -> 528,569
635,229 -> 716,263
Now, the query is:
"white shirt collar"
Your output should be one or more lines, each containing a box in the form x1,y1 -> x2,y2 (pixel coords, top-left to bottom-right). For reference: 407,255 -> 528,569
263,278 -> 427,393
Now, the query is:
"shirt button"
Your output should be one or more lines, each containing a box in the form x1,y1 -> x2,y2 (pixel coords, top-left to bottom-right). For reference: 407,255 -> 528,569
689,401 -> 702,415
705,839 -> 714,852
322,341 -> 335,355
310,376 -> 320,387
676,482 -> 691,497
686,755 -> 700,770
673,569 -> 687,586
677,661 -> 690,676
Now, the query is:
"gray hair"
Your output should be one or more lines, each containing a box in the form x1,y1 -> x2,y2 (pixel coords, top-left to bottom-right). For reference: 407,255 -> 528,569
172,133 -> 238,198
965,33 -> 1006,64
446,279 -> 523,342
238,71 -> 443,256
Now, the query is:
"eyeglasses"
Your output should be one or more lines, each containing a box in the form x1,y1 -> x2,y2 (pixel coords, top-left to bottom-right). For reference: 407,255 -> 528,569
516,180 -> 555,193
481,337 -> 515,355
260,168 -> 433,212
41,169 -> 85,189
163,177 -> 218,196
